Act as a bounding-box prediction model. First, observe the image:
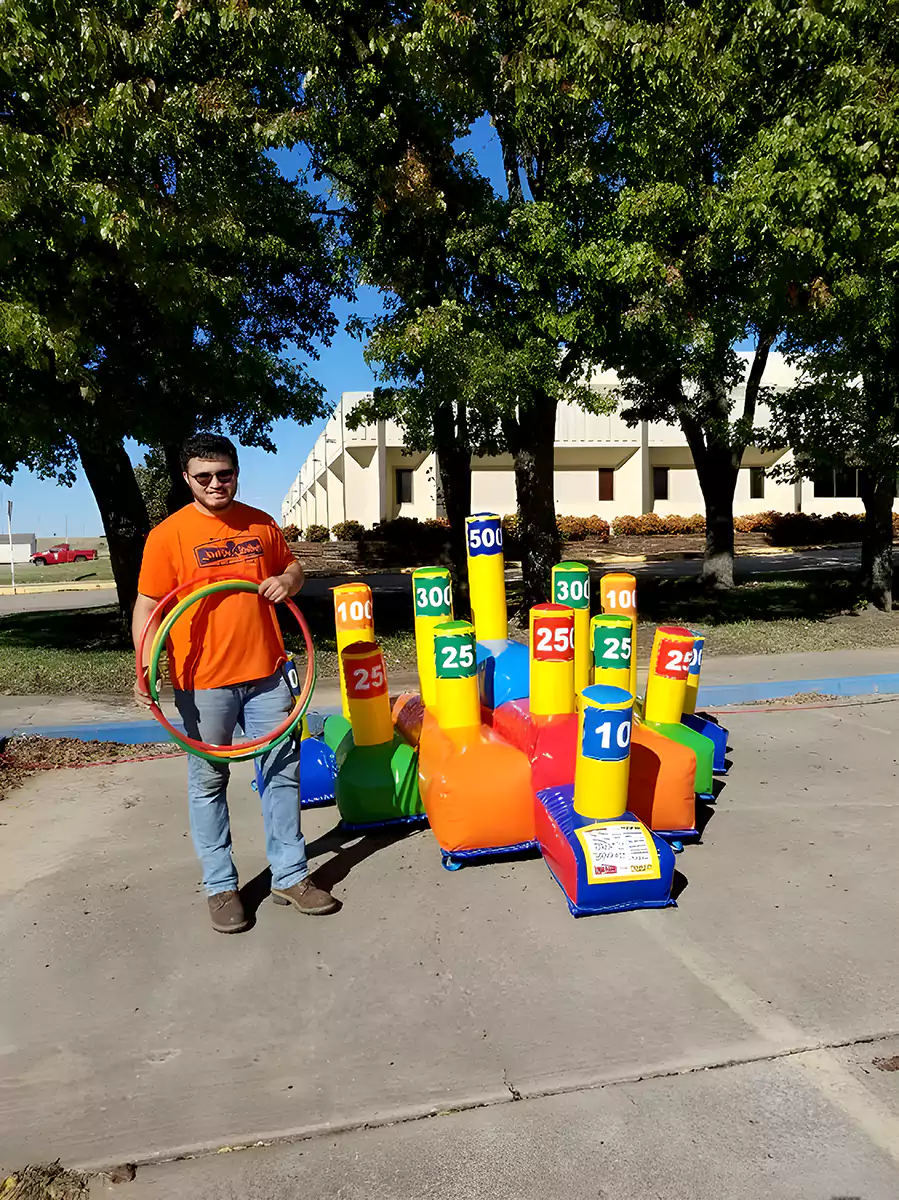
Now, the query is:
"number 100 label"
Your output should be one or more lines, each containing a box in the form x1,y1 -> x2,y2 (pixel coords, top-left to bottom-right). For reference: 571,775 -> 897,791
582,707 -> 632,762
434,634 -> 477,679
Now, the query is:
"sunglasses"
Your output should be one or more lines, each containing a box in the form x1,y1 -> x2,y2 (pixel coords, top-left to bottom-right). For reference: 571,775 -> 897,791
189,469 -> 235,487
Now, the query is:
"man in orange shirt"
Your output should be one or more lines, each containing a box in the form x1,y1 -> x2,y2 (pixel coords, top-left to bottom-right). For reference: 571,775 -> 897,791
133,433 -> 337,933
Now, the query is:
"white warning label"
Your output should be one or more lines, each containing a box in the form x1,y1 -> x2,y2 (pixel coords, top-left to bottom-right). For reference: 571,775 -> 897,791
575,822 -> 661,885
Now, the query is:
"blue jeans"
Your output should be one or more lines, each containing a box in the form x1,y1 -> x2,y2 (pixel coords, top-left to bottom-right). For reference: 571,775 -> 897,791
173,670 -> 307,895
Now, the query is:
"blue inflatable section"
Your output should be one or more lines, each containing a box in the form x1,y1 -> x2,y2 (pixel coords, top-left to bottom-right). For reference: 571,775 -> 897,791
477,639 -> 530,710
682,713 -> 729,774
253,736 -> 337,808
537,785 -> 676,916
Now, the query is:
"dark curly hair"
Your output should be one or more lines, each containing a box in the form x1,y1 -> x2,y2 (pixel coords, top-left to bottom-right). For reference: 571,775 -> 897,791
180,433 -> 239,472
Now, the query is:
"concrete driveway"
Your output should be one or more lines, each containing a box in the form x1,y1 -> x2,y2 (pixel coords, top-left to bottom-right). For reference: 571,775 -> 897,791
3,695 -> 899,1196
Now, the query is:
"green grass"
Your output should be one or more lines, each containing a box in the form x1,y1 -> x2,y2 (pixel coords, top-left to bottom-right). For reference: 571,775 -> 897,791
0,570 -> 894,694
4,557 -> 114,585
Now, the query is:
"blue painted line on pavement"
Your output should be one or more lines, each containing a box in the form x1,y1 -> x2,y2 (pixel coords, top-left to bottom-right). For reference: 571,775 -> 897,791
698,672 -> 899,707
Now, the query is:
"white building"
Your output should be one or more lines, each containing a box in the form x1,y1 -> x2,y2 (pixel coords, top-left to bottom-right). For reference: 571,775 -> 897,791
0,533 -> 36,564
281,354 -> 878,531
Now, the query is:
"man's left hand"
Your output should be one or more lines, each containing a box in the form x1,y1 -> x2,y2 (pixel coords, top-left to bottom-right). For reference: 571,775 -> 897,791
259,574 -> 292,604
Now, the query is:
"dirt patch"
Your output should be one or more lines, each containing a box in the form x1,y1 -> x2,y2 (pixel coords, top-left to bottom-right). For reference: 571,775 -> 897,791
0,735 -> 183,802
1,1163 -> 89,1199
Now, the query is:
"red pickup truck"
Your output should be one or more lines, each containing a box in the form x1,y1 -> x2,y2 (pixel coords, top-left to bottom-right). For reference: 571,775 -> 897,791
30,543 -> 99,566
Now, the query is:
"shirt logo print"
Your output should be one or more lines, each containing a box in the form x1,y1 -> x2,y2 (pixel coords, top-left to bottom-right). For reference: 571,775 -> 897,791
194,536 -> 265,568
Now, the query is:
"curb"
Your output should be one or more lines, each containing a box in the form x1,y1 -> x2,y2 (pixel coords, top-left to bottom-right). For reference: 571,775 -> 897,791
0,581 -> 116,595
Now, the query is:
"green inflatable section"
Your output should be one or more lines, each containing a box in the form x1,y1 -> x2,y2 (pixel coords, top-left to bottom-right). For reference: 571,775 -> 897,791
643,718 -> 715,796
323,715 -> 425,827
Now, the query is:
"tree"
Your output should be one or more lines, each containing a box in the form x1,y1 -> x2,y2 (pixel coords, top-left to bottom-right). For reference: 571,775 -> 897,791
301,0 -> 608,608
1,0 -> 343,616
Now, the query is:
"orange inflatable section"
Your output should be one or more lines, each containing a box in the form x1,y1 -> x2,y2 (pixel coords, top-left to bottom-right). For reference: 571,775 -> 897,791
394,697 -> 535,854
627,720 -> 697,835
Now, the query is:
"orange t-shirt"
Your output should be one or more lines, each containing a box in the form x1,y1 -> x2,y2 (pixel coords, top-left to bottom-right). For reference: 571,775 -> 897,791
138,501 -> 296,690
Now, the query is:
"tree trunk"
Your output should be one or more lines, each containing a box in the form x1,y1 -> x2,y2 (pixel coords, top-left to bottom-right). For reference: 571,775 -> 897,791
77,433 -> 151,623
510,391 -> 560,612
860,471 -> 894,611
682,421 -> 739,589
433,400 -> 471,615
162,441 -> 192,515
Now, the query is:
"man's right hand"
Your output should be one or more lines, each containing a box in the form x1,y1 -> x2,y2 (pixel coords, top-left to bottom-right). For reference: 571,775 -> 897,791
133,668 -> 153,708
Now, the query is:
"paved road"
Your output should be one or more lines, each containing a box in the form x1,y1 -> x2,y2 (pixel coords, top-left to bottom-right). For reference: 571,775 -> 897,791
0,547 -> 870,617
4,697 -> 899,1196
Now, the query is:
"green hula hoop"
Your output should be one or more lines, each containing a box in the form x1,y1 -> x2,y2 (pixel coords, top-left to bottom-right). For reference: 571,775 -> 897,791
149,579 -> 316,764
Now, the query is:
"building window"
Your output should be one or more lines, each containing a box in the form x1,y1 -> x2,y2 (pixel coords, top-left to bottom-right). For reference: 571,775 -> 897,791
396,468 -> 413,504
598,468 -> 614,502
652,467 -> 669,501
813,468 -> 860,498
749,467 -> 765,500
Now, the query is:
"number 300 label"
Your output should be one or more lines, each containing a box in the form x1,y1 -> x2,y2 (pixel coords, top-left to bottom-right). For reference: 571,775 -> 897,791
582,707 -> 632,762
655,637 -> 693,680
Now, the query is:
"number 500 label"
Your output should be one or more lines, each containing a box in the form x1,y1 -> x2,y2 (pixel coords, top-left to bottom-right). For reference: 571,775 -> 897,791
466,518 -> 503,557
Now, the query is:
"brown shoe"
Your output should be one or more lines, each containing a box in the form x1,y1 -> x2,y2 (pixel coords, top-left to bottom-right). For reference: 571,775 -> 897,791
271,878 -> 339,915
207,889 -> 250,934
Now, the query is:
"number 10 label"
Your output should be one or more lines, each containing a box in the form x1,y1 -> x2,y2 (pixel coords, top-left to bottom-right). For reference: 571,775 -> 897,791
582,706 -> 632,762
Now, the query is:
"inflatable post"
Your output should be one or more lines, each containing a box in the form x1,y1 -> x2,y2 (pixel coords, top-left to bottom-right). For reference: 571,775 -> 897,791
332,582 -> 374,718
465,514 -> 507,642
680,630 -> 729,773
590,612 -> 633,690
552,562 -> 591,696
412,567 -> 453,709
325,639 -> 425,829
529,604 -> 575,717
642,626 -> 715,797
600,572 -> 637,700
535,684 -> 676,916
434,620 -> 481,730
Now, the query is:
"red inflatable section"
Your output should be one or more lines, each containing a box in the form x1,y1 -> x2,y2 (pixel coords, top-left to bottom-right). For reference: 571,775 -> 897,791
533,797 -> 578,900
488,699 -> 577,793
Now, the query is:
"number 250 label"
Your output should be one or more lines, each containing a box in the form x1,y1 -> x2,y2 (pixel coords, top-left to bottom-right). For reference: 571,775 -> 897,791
655,637 -> 692,680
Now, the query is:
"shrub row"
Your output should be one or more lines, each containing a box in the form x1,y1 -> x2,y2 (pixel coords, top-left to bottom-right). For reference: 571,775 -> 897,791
285,510 -> 889,549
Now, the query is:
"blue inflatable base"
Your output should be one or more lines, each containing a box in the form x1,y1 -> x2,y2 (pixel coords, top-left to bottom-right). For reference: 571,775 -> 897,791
477,639 -> 530,710
440,840 -> 540,871
340,813 -> 429,834
536,786 -> 676,917
683,712 -> 729,773
252,736 -> 337,809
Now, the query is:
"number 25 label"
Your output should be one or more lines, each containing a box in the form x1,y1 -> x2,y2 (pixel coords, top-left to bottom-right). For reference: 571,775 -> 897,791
346,656 -> 387,698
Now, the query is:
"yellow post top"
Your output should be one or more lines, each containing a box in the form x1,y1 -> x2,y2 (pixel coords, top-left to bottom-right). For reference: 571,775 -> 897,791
529,602 -> 575,717
465,513 -> 507,642
573,683 -> 633,820
644,625 -> 695,726
434,619 -> 481,730
683,629 -> 705,715
341,639 -> 393,746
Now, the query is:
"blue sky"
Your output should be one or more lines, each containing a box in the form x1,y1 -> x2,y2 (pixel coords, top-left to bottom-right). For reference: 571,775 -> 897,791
2,119 -> 507,538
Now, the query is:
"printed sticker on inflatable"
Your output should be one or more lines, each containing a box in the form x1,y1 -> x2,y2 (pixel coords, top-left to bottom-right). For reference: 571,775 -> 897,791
466,518 -> 503,558
581,705 -> 632,761
434,633 -> 477,679
334,592 -> 374,630
687,638 -> 704,676
553,571 -> 590,610
593,627 -> 632,667
601,582 -> 636,615
345,651 -> 387,699
414,580 -> 452,618
655,636 -> 692,680
576,822 -> 661,885
532,616 -> 574,662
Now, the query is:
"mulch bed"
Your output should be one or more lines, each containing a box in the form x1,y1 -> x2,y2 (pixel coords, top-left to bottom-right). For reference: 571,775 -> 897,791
1,1163 -> 89,1199
0,735 -> 183,802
